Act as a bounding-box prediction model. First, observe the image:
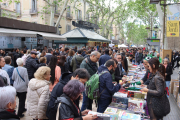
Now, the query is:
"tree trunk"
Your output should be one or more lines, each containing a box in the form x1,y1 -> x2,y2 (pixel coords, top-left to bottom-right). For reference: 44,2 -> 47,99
55,0 -> 69,27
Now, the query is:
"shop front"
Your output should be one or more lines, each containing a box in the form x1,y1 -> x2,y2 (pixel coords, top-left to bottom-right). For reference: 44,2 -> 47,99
0,17 -> 66,51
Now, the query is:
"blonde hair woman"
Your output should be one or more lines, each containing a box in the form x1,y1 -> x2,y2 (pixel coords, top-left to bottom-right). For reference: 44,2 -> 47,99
27,66 -> 51,120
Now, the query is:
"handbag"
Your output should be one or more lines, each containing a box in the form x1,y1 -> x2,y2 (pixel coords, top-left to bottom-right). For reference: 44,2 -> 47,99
151,78 -> 170,117
16,68 -> 25,82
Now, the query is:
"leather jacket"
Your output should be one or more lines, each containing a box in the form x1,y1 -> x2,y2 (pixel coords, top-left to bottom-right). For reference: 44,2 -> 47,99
147,71 -> 165,103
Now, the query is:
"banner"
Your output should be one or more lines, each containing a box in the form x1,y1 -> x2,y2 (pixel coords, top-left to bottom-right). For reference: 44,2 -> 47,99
167,21 -> 179,37
167,5 -> 180,21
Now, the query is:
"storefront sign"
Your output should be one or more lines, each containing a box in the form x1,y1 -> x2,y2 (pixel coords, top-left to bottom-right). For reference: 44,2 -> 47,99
167,21 -> 179,37
151,40 -> 159,42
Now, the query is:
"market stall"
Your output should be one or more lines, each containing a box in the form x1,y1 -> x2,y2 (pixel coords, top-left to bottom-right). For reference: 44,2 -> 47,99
88,65 -> 148,120
56,28 -> 110,49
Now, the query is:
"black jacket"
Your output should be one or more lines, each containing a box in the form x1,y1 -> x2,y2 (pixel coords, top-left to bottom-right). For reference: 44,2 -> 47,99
114,64 -> 123,83
165,64 -> 172,81
46,73 -> 81,120
147,71 -> 165,103
26,57 -> 46,80
57,94 -> 83,120
13,52 -> 21,67
45,53 -> 53,65
142,70 -> 152,85
0,110 -> 20,120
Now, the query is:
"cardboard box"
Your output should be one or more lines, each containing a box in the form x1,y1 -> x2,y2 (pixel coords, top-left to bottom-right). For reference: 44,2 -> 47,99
173,86 -> 179,100
170,80 -> 179,94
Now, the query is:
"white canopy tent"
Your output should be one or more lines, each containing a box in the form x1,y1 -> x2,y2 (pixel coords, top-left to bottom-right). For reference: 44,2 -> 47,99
109,44 -> 115,47
118,44 -> 128,48
132,45 -> 137,47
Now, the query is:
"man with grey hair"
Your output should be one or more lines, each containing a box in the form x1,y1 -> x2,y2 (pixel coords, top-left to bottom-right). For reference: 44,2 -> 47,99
0,86 -> 20,119
80,51 -> 101,111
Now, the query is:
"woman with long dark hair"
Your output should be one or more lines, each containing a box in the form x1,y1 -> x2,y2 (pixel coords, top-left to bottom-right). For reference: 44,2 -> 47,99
58,55 -> 68,74
66,50 -> 75,72
141,58 -> 170,120
48,56 -> 61,92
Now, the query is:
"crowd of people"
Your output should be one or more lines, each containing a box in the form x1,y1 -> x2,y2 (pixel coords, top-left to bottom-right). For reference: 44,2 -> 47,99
0,46 -> 176,120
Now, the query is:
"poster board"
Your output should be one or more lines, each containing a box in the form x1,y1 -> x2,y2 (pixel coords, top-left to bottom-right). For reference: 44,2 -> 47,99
160,49 -> 172,62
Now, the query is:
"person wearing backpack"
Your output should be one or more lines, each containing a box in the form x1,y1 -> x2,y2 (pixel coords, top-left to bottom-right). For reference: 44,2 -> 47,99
12,58 -> 29,118
0,56 -> 10,85
70,50 -> 84,72
46,68 -> 90,120
97,59 -> 126,113
80,51 -> 101,111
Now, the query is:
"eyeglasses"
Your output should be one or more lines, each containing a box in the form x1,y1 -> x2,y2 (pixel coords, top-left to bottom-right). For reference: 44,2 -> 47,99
96,56 -> 100,60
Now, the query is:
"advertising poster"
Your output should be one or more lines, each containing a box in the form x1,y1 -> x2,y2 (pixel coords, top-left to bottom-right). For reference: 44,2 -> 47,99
167,21 -> 179,37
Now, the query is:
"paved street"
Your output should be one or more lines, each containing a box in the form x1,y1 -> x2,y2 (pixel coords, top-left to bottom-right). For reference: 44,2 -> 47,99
16,68 -> 180,120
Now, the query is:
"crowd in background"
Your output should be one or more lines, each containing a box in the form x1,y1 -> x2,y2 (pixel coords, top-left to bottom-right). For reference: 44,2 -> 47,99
0,45 -> 176,120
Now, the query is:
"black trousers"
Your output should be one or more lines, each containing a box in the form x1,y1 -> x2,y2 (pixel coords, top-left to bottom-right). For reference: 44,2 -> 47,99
17,92 -> 27,116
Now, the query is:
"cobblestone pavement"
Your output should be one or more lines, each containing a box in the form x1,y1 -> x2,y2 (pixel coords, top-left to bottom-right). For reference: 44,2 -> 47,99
16,68 -> 180,120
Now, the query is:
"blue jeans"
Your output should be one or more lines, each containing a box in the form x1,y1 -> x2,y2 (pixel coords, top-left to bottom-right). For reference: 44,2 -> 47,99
97,98 -> 112,113
166,81 -> 170,88
81,91 -> 93,111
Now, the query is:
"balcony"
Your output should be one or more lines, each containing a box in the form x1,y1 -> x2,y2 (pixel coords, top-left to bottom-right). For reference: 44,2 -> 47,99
30,9 -> 38,15
66,13 -> 73,19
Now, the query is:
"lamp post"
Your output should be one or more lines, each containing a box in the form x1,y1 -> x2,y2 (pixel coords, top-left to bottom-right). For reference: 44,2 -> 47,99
154,26 -> 159,39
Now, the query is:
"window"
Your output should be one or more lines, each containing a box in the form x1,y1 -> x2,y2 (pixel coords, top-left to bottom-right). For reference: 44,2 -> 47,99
32,0 -> 36,11
16,2 -> 21,14
86,14 -> 89,21
66,25 -> 71,32
67,6 -> 70,14
77,10 -> 82,20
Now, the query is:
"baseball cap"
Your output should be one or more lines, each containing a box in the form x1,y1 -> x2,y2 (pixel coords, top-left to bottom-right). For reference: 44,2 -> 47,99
31,51 -> 38,55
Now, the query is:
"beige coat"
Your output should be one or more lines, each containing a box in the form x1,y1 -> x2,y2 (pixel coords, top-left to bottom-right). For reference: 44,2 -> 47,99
27,78 -> 50,119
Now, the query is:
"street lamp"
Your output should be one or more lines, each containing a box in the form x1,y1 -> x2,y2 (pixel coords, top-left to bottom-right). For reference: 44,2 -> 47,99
150,0 -> 160,4
154,26 -> 159,39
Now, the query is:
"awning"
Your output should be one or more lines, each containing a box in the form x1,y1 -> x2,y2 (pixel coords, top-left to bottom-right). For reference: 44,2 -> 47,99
0,28 -> 66,41
61,28 -> 110,43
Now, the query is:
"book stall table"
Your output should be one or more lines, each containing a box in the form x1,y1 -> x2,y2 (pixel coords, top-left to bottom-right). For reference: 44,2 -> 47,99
88,65 -> 149,120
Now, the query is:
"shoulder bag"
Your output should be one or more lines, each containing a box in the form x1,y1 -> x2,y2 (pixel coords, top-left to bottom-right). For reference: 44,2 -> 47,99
16,68 -> 25,82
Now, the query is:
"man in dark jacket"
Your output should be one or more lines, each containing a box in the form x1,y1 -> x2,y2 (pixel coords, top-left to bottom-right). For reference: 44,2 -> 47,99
81,48 -> 86,57
13,48 -> 21,67
97,59 -> 125,113
45,48 -> 53,65
114,53 -> 126,83
26,51 -> 46,80
70,50 -> 84,72
80,51 -> 101,111
135,49 -> 143,65
99,49 -> 112,66
46,68 -> 90,120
